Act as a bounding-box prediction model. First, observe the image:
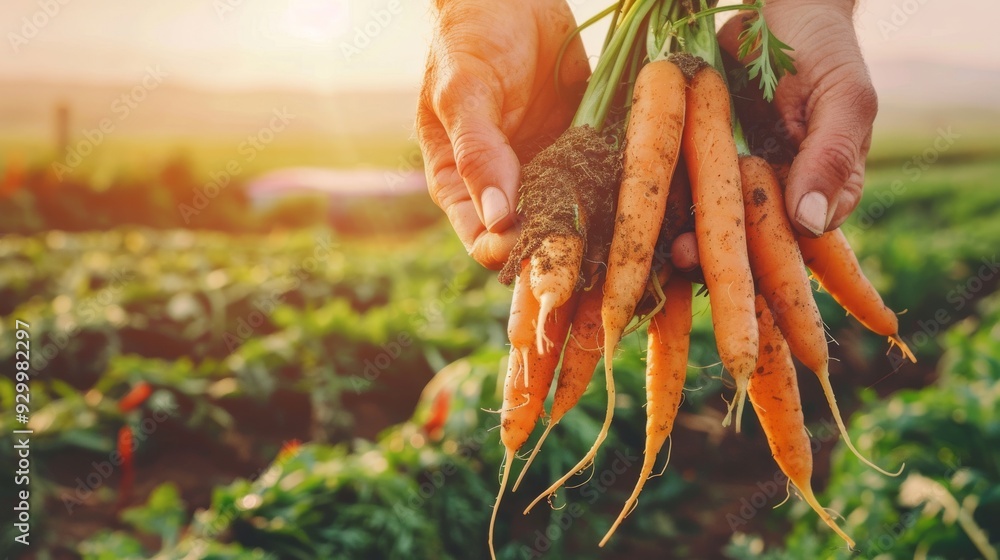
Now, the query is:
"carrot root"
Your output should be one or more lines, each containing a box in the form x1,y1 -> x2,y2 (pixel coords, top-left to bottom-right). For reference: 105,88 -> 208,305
489,448 -> 514,560
599,444 -> 659,547
722,377 -> 749,433
536,293 -> 558,354
818,368 -> 904,477
518,346 -> 531,389
512,421 -> 555,493
796,483 -> 856,550
525,355 -> 616,515
888,334 -> 916,363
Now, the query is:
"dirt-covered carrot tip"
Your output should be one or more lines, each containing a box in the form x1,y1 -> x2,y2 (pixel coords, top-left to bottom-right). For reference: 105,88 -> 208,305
679,55 -> 757,431
491,271 -> 577,560
601,274 -> 691,546
514,276 -> 605,492
797,229 -> 916,362
749,296 -> 855,549
498,125 -> 621,356
743,156 -> 902,477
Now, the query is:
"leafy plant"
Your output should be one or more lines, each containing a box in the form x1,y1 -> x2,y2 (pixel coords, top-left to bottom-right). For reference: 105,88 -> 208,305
727,293 -> 1000,560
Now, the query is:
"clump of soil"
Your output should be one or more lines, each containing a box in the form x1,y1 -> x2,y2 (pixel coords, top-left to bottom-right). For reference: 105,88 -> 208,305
667,52 -> 708,81
498,125 -> 623,285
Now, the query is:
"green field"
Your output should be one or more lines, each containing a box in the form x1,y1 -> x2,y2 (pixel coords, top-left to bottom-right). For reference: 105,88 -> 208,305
1,136 -> 998,559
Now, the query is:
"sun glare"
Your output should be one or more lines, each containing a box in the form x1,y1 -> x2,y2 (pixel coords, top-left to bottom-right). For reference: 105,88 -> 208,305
279,0 -> 351,45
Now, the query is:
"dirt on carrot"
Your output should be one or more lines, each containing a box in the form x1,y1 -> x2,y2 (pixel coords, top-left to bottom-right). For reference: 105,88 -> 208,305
498,125 -> 622,287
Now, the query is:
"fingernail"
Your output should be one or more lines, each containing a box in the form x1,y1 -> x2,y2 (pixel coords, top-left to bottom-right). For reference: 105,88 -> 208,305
795,192 -> 829,236
481,186 -> 510,232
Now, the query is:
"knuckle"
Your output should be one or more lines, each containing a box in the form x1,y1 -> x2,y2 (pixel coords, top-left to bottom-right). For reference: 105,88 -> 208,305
850,81 -> 879,121
452,129 -> 497,183
431,66 -> 479,115
812,133 -> 860,185
426,172 -> 464,211
414,102 -> 438,146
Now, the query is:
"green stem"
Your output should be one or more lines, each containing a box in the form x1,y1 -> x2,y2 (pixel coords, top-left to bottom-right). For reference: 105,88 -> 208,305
673,2 -> 754,25
594,0 -> 655,129
572,0 -> 655,130
570,0 -> 767,153
675,0 -> 750,154
602,0 -> 626,52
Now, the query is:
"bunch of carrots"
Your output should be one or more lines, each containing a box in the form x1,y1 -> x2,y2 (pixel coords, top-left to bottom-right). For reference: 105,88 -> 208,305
486,1 -> 915,557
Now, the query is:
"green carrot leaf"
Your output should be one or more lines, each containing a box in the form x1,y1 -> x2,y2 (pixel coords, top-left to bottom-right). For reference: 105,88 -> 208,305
737,7 -> 796,102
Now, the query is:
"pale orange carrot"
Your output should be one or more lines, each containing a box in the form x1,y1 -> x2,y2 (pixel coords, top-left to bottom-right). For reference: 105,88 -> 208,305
490,270 -> 577,560
798,229 -> 915,362
742,156 -> 901,477
527,59 -> 686,510
749,296 -> 855,548
513,277 -> 604,492
601,274 -> 691,545
682,63 -> 757,431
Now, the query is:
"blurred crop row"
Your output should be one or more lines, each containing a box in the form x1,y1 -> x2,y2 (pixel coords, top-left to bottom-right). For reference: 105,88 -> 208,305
1,155 -> 998,558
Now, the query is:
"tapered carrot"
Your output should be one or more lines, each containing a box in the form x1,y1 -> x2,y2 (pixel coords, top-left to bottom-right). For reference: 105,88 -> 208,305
490,270 -> 577,560
526,59 -> 686,511
513,277 -> 605,492
601,274 -> 691,545
798,229 -> 915,362
748,296 -> 855,548
531,234 -> 584,353
682,62 -> 757,431
742,156 -> 901,477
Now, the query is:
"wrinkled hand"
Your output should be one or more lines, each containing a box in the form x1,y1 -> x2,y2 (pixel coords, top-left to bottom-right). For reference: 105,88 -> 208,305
417,0 -> 590,269
720,0 -> 877,236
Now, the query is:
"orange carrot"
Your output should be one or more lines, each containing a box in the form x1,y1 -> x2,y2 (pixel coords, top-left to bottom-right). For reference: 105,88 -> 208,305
527,59 -> 686,510
508,263 -> 541,388
748,296 -> 855,548
513,277 -> 604,492
798,229 -> 915,362
601,274 -> 691,545
531,234 -> 584,353
490,270 -> 576,560
682,64 -> 757,431
742,156 -> 900,477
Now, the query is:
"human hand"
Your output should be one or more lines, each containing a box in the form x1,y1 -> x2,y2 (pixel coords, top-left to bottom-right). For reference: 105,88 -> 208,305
416,0 -> 590,269
719,0 -> 877,236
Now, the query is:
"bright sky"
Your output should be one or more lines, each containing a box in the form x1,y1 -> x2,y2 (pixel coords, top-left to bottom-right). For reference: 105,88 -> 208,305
0,0 -> 995,92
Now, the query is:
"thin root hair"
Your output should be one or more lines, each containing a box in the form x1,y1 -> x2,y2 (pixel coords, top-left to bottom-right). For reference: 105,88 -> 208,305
772,479 -> 792,510
567,460 -> 598,489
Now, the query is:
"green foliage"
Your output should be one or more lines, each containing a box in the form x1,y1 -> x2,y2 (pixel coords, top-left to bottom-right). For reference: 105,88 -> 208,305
80,482 -> 273,560
3,147 -> 999,559
727,293 -> 1000,559
120,483 -> 187,548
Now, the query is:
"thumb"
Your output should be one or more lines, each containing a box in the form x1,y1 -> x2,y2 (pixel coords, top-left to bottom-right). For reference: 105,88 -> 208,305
785,80 -> 877,236
430,55 -> 521,233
